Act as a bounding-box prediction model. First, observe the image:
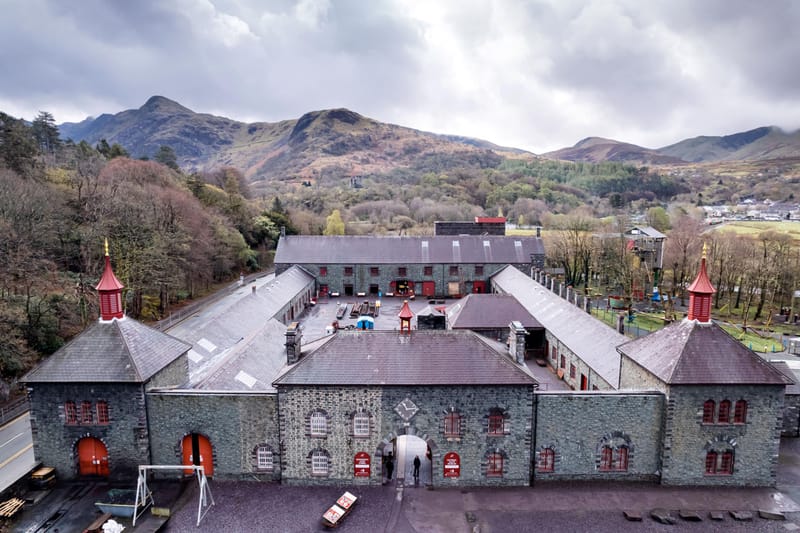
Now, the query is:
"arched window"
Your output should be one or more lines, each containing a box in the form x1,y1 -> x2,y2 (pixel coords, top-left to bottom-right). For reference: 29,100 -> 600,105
311,450 -> 329,476
256,445 -> 273,471
80,401 -> 93,425
599,445 -> 628,472
444,412 -> 462,437
310,411 -> 327,436
488,409 -> 507,436
538,448 -> 555,473
718,400 -> 731,424
353,412 -> 370,437
96,401 -> 109,425
702,400 -> 715,424
705,449 -> 734,475
734,400 -> 747,424
487,452 -> 504,477
64,401 -> 77,425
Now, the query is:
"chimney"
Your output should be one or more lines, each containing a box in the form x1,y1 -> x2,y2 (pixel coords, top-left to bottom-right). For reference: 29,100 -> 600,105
285,322 -> 302,364
508,321 -> 527,364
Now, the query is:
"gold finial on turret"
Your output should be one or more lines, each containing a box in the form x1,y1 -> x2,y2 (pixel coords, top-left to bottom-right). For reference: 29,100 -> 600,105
104,238 -> 109,257
702,242 -> 708,259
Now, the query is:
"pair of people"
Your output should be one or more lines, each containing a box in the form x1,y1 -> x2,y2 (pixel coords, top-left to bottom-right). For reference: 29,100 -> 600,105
384,454 -> 421,482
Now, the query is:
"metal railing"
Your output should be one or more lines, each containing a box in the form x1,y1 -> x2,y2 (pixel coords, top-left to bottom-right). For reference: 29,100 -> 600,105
0,396 -> 29,426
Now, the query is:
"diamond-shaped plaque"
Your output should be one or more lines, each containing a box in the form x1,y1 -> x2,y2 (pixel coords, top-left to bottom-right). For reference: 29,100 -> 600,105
395,397 -> 419,421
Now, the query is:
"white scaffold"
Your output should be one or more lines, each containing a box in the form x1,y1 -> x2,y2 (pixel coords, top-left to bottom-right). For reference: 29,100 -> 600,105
132,464 -> 215,527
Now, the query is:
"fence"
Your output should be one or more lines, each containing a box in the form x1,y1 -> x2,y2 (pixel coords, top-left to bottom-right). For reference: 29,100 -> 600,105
0,396 -> 29,426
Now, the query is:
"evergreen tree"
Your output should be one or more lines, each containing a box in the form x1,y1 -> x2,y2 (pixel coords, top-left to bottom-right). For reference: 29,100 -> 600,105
0,111 -> 39,175
31,111 -> 61,154
154,145 -> 179,170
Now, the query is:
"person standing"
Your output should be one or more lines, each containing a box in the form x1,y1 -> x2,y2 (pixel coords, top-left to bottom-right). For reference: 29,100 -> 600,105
385,453 -> 394,481
413,455 -> 421,481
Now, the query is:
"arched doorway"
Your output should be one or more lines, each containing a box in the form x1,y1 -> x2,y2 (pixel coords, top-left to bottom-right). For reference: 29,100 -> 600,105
387,434 -> 433,487
182,433 -> 214,477
77,437 -> 109,477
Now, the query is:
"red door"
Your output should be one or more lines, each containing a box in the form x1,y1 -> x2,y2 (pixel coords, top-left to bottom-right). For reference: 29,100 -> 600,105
182,434 -> 214,476
472,281 -> 486,293
77,437 -> 109,476
421,281 -> 435,297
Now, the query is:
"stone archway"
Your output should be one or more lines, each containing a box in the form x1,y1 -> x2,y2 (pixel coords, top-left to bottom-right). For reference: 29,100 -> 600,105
376,427 -> 438,487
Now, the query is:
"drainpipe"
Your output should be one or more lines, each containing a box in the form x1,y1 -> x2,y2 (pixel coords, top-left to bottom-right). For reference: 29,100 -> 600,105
530,384 -> 539,487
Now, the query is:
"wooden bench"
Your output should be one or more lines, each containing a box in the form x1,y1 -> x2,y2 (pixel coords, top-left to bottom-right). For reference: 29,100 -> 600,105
82,512 -> 112,533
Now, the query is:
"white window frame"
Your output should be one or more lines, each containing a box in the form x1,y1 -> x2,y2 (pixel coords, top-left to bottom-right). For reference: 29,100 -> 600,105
310,411 -> 327,436
257,446 -> 273,470
353,413 -> 370,437
312,450 -> 329,475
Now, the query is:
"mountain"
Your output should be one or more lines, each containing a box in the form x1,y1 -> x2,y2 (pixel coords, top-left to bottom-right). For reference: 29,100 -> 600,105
657,126 -> 800,162
546,127 -> 800,165
544,137 -> 685,165
59,96 -> 532,191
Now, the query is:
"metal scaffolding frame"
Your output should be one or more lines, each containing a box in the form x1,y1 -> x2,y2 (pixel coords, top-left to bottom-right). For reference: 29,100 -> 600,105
132,464 -> 215,527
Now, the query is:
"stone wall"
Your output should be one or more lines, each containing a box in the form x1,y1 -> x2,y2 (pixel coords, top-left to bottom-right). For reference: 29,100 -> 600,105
28,382 -> 149,481
618,355 -> 667,393
277,384 -> 535,487
661,385 -> 784,487
294,262 -> 539,299
534,392 -> 664,482
783,394 -> 800,436
146,391 -> 280,481
146,352 -> 189,389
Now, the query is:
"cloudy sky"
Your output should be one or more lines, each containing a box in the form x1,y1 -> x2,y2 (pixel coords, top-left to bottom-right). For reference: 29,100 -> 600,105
1,0 -> 799,153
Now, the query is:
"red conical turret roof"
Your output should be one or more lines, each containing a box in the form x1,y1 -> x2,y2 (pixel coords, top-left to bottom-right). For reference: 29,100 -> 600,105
399,300 -> 413,334
95,239 -> 124,320
686,243 -> 715,322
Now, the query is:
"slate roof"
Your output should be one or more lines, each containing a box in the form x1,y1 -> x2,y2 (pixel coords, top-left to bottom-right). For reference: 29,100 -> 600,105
23,317 -> 190,383
491,266 -> 624,388
626,226 -> 667,239
617,319 -> 791,385
274,235 -> 544,265
770,361 -> 800,394
165,266 -> 315,391
446,294 -> 542,330
273,330 -> 538,386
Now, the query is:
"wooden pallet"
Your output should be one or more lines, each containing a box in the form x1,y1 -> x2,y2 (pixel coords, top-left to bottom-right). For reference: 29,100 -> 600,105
0,497 -> 24,518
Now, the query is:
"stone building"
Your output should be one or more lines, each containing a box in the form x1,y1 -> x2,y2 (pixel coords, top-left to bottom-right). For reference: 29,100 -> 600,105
274,235 -> 545,298
22,235 -> 793,488
22,247 -> 190,481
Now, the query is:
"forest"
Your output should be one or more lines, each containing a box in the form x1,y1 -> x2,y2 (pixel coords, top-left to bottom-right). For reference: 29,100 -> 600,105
1,110 -> 797,398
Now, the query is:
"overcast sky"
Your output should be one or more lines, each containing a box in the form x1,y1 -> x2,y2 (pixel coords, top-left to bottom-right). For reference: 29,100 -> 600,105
1,0 -> 799,153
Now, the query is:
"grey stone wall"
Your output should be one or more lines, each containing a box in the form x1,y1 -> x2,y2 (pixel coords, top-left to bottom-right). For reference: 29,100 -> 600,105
618,355 -> 668,393
277,384 -> 535,487
278,386 -> 383,486
146,392 -> 280,481
28,382 -> 149,481
783,394 -> 800,436
274,281 -> 316,324
297,262 -> 539,299
534,392 -> 664,482
146,352 -> 189,389
661,385 -> 784,487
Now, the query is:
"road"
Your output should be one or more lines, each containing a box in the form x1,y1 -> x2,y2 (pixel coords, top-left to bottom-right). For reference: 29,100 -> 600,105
0,412 -> 36,493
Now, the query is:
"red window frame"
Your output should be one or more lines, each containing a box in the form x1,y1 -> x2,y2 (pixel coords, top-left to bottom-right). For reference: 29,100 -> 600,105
600,446 -> 613,470
370,267 -> 379,277
720,451 -> 734,474
398,267 -> 407,277
702,400 -> 715,424
705,451 -> 717,474
96,401 -> 109,425
65,401 -> 77,425
487,453 -> 503,477
80,401 -> 93,425
424,266 -> 433,276
475,265 -> 484,276
344,266 -> 353,276
444,413 -> 462,437
488,413 -> 505,436
734,400 -> 747,424
550,346 -> 556,361
599,446 -> 628,471
538,448 -> 555,472
718,400 -> 731,424
569,364 -> 576,379
319,266 -> 327,277
449,265 -> 459,276
560,355 -> 566,369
